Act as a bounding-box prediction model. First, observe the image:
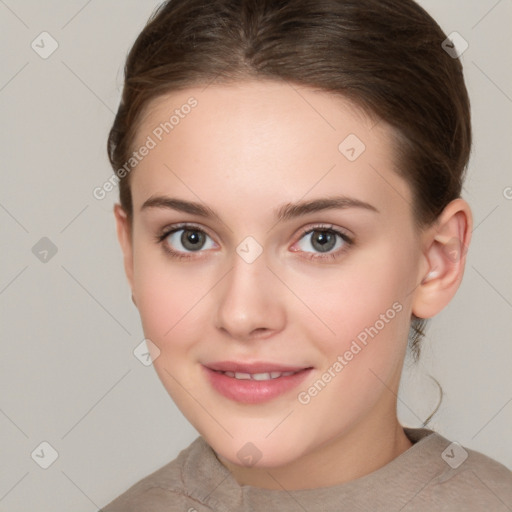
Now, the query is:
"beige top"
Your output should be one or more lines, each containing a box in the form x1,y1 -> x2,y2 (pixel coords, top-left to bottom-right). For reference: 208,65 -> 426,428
102,428 -> 512,511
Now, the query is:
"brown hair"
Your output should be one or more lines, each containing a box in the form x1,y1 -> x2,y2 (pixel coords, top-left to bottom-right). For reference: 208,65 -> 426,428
107,0 -> 471,361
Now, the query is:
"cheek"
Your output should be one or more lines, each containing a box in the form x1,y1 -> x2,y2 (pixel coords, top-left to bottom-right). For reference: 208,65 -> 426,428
291,250 -> 412,435
132,248 -> 209,342
132,258 -> 209,407
306,253 -> 408,330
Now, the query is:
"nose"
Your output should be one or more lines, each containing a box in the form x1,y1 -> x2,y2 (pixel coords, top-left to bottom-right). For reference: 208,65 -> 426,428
214,251 -> 286,342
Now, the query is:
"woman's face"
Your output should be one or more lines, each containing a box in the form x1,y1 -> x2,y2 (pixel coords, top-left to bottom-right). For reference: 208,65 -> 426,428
119,80 -> 427,470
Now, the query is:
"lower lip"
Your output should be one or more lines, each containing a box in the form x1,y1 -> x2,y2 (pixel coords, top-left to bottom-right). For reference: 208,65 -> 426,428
202,366 -> 313,404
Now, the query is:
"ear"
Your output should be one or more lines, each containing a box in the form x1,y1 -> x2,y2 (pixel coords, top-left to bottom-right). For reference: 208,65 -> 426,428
114,204 -> 135,295
412,198 -> 473,319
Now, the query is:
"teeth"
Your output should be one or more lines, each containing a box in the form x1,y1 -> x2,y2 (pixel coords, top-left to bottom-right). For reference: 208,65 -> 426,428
234,372 -> 252,380
221,370 -> 300,380
252,372 -> 272,381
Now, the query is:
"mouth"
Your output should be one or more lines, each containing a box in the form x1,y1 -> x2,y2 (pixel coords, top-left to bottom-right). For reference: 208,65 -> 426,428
212,369 -> 302,380
202,361 -> 313,404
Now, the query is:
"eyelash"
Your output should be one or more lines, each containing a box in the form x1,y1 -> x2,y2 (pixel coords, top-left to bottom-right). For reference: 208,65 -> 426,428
155,223 -> 354,262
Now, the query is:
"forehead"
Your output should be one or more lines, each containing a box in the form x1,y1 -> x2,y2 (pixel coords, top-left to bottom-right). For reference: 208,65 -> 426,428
130,80 -> 412,220
135,80 -> 379,152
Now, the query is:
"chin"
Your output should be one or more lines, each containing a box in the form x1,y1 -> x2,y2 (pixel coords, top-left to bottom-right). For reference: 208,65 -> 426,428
204,428 -> 310,470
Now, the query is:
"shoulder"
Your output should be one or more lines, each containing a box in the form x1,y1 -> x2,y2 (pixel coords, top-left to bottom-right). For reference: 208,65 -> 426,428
406,428 -> 512,509
101,437 -> 212,512
440,444 -> 512,503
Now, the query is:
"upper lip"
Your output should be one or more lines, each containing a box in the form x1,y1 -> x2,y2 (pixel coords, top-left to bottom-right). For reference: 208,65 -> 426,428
204,361 -> 311,374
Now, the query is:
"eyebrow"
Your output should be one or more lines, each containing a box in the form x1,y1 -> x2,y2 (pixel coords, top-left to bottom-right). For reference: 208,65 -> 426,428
140,195 -> 379,222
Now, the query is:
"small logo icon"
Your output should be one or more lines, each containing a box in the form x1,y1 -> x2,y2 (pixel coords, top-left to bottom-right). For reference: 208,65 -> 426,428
441,442 -> 468,469
133,338 -> 161,366
237,442 -> 262,466
338,134 -> 366,162
31,31 -> 59,59
442,32 -> 469,59
443,237 -> 467,263
236,236 -> 263,264
32,237 -> 58,263
31,441 -> 59,469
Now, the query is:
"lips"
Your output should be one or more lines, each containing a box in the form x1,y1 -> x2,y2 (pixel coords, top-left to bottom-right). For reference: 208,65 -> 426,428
202,361 -> 313,404
205,361 -> 309,374
218,370 -> 299,381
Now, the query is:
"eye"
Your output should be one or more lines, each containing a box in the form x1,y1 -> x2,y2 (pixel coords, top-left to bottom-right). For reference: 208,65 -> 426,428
292,225 -> 353,260
156,223 -> 353,262
157,224 -> 216,259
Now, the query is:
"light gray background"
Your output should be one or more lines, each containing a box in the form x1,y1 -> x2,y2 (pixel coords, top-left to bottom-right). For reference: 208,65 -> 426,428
1,0 -> 511,510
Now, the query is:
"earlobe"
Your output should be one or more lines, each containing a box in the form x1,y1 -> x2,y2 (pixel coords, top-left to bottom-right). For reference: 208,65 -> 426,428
113,204 -> 135,294
412,198 -> 473,319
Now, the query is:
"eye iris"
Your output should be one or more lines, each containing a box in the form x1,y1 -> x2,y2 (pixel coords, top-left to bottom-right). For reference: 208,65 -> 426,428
312,230 -> 336,253
181,230 -> 205,251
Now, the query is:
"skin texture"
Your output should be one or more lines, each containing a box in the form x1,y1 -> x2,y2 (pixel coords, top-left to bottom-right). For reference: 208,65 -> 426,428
114,80 -> 472,490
